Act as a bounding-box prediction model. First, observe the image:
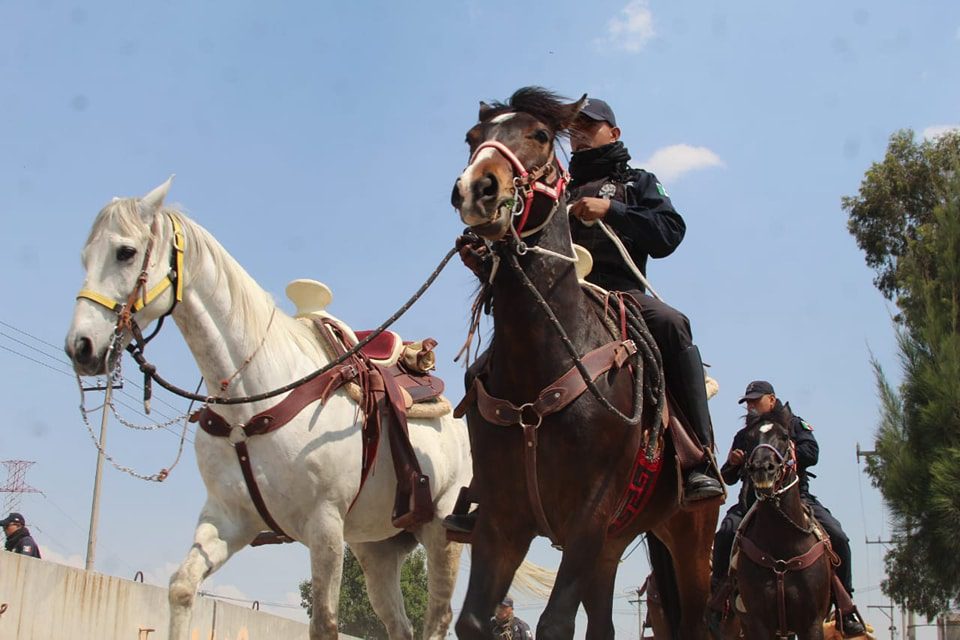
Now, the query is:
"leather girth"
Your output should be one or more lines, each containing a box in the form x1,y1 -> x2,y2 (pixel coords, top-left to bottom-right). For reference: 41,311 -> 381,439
455,339 -> 637,547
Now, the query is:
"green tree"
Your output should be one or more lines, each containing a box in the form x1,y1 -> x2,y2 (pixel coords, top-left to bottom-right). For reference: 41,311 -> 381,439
300,545 -> 429,639
847,137 -> 960,617
842,129 -> 960,322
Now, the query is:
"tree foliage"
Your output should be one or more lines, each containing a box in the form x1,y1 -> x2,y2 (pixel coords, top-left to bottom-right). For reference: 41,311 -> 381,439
299,545 -> 428,639
848,133 -> 960,617
842,129 -> 960,321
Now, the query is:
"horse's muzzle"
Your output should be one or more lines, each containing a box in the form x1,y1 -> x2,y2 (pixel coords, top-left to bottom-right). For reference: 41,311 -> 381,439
65,334 -> 107,376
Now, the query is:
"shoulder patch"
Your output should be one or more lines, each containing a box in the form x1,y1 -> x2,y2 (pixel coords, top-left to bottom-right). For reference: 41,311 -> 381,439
800,419 -> 814,431
656,182 -> 669,197
21,545 -> 32,553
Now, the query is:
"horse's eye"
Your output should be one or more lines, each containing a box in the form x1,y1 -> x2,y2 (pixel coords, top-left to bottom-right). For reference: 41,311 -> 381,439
116,246 -> 137,262
533,129 -> 551,144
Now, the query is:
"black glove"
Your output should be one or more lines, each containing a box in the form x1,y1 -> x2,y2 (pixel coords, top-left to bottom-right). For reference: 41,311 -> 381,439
456,233 -> 491,279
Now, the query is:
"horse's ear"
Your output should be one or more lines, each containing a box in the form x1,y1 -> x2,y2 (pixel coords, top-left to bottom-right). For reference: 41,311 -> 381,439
559,94 -> 589,131
478,101 -> 496,122
139,175 -> 175,221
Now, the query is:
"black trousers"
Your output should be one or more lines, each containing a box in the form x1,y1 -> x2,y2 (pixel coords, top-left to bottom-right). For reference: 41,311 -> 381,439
626,291 -> 694,358
711,503 -> 747,591
710,497 -> 855,594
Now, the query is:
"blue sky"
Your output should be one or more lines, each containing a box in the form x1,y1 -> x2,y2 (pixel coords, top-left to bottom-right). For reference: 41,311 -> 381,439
2,0 -> 958,637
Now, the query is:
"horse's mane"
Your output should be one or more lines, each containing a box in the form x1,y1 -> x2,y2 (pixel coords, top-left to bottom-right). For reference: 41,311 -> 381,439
85,198 -> 322,361
485,86 -> 575,134
745,402 -> 793,434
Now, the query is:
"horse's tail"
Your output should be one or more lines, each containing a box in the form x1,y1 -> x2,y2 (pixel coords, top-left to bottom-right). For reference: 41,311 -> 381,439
511,560 -> 556,600
648,533 -> 682,640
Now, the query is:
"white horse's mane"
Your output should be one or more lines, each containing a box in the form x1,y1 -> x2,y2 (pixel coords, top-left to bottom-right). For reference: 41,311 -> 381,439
86,198 -> 322,361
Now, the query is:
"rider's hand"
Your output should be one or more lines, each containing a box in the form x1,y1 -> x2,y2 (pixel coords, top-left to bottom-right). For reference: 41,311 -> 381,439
569,197 -> 611,222
727,449 -> 746,466
456,233 -> 491,279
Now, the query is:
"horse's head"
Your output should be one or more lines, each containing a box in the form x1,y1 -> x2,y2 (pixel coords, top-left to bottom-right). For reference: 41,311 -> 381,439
65,177 -> 183,376
743,407 -> 796,496
451,87 -> 586,241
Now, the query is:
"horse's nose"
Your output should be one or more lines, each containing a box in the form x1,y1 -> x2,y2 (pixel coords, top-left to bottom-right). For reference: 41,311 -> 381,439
69,335 -> 94,366
472,173 -> 499,202
451,179 -> 464,209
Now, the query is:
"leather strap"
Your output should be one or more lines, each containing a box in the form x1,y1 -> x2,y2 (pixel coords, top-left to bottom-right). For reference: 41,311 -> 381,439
189,362 -> 358,540
456,339 -> 637,547
738,535 -> 832,637
234,441 -> 290,538
191,362 -> 359,439
466,339 -> 636,426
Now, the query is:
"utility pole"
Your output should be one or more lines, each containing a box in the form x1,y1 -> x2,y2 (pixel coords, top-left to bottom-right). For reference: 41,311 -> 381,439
85,378 -> 115,571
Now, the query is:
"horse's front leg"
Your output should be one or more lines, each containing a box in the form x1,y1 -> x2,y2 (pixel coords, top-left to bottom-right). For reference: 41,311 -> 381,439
537,519 -> 609,640
306,508 -> 347,640
167,501 -> 257,640
580,542 -> 630,640
455,512 -> 533,640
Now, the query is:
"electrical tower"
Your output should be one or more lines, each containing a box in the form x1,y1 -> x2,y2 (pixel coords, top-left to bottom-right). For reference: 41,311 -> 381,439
0,460 -> 40,514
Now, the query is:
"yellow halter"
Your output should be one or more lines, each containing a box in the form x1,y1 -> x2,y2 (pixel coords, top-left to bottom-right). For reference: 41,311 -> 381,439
76,212 -> 185,316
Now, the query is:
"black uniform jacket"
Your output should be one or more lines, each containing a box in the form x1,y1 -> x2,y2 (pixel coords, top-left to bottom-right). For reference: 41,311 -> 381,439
5,526 -> 41,558
568,168 -> 686,292
720,403 -> 819,510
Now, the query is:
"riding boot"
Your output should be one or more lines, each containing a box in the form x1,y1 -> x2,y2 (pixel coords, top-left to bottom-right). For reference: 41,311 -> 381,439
442,485 -> 478,535
668,345 -> 723,501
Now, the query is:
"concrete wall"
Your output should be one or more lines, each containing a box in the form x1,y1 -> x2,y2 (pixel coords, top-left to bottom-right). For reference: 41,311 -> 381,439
0,552 -> 318,640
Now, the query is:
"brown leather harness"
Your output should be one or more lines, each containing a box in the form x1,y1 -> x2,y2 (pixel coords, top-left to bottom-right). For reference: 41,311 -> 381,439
737,535 -> 838,638
455,339 -> 647,547
734,439 -> 841,638
191,317 -> 443,543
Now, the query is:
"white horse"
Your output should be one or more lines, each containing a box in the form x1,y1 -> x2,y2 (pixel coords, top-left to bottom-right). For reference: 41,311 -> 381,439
65,178 -> 473,640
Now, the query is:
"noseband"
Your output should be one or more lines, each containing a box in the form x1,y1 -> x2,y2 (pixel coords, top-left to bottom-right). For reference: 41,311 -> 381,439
469,139 -> 568,237
76,212 -> 185,346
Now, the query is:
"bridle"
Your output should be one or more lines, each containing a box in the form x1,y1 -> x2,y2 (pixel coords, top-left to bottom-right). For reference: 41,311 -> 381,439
467,139 -> 568,239
747,438 -> 798,499
76,211 -> 185,350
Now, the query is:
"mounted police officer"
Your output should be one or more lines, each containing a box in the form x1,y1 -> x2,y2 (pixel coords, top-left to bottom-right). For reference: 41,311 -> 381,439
2,512 -> 41,558
444,96 -> 721,534
491,596 -> 533,640
708,381 -> 864,636
566,98 -> 722,501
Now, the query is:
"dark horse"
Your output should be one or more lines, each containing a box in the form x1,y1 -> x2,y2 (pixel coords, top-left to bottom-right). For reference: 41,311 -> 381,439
733,408 -> 838,639
449,88 -> 718,639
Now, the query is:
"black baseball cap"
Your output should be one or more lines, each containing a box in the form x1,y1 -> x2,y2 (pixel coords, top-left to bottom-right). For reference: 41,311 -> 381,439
500,596 -> 514,608
579,98 -> 617,128
738,380 -> 775,404
0,512 -> 25,526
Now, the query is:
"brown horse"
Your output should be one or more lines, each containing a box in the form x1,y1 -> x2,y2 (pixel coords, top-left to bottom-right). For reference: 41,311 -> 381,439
449,87 -> 718,640
734,409 -> 837,640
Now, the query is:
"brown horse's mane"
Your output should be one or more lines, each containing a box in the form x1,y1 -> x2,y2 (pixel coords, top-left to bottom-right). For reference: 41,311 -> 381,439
484,86 -> 575,135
